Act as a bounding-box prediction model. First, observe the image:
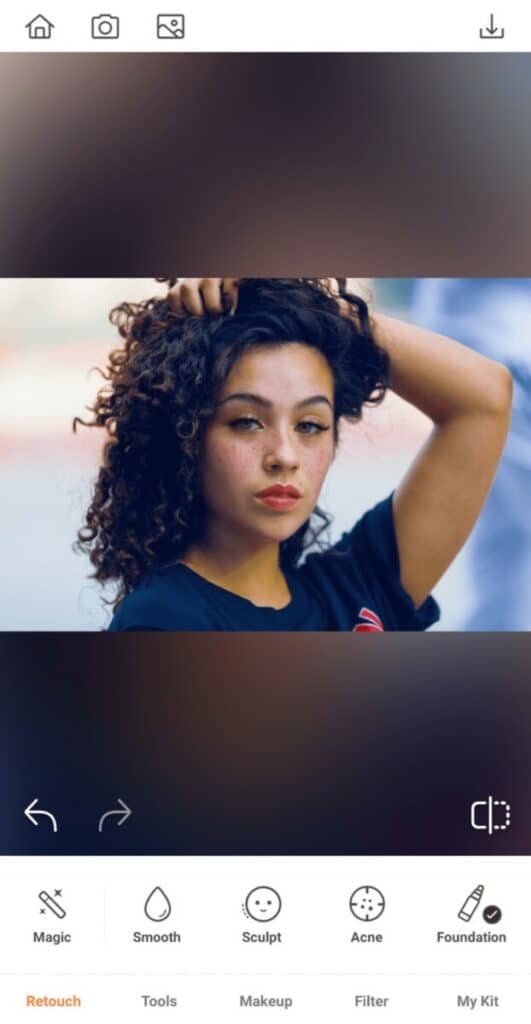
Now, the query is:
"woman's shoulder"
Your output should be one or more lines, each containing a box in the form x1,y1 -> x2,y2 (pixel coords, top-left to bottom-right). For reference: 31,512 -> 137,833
107,563 -> 214,632
298,494 -> 440,631
302,494 -> 396,575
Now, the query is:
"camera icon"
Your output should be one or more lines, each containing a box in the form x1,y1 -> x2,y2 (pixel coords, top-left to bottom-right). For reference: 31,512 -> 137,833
91,14 -> 120,39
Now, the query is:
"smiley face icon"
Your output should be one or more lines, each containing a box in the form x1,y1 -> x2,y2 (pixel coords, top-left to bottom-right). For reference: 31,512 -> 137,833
243,886 -> 282,922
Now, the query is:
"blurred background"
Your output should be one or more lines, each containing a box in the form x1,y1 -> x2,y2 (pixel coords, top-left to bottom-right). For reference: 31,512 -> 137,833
1,277 -> 529,631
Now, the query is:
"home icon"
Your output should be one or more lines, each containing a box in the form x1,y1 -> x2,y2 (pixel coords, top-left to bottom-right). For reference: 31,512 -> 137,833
25,14 -> 55,39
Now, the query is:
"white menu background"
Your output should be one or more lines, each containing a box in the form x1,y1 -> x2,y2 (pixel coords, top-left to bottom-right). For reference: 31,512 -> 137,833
0,856 -> 528,1020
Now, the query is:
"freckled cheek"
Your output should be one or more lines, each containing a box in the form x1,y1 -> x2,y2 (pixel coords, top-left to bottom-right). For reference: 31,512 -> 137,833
302,444 -> 334,493
204,440 -> 261,495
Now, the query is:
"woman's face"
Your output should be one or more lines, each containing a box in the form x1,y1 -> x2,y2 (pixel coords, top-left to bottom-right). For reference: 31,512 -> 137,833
200,342 -> 336,549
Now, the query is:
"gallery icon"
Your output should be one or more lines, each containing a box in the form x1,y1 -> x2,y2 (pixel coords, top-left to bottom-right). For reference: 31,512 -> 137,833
92,14 -> 120,39
349,886 -> 385,922
26,14 -> 54,39
157,14 -> 185,39
243,886 -> 282,922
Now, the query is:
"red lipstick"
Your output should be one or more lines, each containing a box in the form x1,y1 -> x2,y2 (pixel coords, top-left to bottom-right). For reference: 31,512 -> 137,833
256,484 -> 301,510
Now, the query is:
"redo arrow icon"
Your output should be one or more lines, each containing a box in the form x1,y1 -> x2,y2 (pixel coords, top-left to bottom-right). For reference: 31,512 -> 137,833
98,797 -> 132,832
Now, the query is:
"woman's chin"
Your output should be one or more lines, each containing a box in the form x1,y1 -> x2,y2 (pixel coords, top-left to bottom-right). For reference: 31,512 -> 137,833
251,515 -> 307,545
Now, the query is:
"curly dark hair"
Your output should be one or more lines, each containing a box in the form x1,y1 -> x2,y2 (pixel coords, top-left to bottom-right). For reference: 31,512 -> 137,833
74,278 -> 390,610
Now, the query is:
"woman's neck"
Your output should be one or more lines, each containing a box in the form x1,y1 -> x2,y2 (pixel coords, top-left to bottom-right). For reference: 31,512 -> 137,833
181,532 -> 291,609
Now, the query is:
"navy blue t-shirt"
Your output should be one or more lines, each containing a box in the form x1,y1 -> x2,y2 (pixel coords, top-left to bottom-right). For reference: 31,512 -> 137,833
108,494 -> 440,632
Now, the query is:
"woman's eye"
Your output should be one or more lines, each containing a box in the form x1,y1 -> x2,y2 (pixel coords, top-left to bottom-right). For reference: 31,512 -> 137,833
296,421 -> 330,435
229,416 -> 262,431
228,417 -> 330,435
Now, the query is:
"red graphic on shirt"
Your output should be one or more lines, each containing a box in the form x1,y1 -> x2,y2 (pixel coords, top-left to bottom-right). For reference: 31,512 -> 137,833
353,607 -> 384,632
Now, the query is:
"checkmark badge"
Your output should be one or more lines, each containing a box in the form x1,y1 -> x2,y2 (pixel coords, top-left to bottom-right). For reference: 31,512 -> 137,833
482,904 -> 502,924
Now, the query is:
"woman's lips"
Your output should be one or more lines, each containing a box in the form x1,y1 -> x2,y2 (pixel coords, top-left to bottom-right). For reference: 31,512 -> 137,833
255,484 -> 301,511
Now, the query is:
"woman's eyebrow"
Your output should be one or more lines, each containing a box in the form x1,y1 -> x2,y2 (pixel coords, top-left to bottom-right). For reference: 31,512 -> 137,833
218,392 -> 333,410
295,395 -> 333,410
218,392 -> 271,408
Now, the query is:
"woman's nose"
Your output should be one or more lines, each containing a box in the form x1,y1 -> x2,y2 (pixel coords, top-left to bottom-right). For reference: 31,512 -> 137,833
263,428 -> 299,471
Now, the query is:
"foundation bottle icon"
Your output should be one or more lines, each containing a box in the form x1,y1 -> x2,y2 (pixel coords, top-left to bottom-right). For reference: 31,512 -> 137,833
458,884 -> 484,922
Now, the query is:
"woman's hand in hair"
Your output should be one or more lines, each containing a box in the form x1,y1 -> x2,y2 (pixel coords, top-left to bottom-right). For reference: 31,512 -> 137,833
168,278 -> 240,317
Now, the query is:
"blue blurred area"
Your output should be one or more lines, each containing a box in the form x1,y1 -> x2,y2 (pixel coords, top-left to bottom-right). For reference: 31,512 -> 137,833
410,279 -> 531,630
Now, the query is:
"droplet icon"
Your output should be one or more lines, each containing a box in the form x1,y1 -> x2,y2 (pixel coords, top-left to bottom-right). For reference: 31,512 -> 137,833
144,886 -> 172,922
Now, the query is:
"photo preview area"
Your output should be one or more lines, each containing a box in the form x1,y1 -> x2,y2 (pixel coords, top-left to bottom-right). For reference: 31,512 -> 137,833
1,277 -> 528,631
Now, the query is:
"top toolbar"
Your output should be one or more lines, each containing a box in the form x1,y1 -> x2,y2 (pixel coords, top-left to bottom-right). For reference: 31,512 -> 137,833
3,2 -> 530,51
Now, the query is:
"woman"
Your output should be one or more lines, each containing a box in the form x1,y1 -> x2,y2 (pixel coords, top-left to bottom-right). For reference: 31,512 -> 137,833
75,277 -> 512,631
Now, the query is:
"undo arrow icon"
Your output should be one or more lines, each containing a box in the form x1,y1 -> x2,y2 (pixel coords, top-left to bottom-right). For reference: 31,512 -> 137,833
24,798 -> 59,832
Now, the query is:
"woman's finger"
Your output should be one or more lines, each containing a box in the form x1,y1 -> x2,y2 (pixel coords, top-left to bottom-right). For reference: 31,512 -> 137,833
221,278 -> 240,313
167,279 -> 205,316
168,278 -> 227,316
199,278 -> 225,314
167,279 -> 201,316
179,280 -> 207,316
324,278 -> 340,296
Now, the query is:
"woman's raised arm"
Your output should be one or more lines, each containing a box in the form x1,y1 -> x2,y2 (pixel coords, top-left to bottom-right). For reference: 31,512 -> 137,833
371,312 -> 513,608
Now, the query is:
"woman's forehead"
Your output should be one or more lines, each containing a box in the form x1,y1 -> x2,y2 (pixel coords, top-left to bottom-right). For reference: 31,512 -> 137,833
219,342 -> 334,402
